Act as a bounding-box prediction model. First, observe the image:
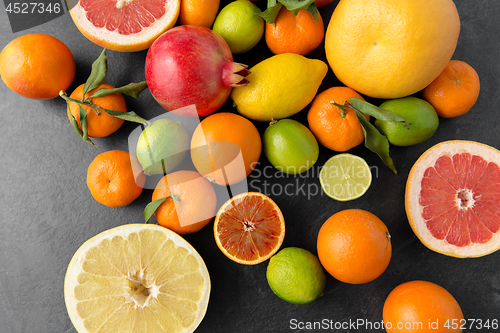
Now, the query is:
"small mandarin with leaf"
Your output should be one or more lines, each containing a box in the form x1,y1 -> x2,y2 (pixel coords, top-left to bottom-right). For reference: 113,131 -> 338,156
66,83 -> 127,138
87,150 -> 145,207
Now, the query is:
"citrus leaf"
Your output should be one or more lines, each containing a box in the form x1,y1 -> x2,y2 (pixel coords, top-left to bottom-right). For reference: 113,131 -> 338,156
355,109 -> 397,174
144,197 -> 170,223
103,109 -> 149,125
83,48 -> 107,98
79,105 -> 89,142
347,97 -> 411,130
89,81 -> 148,99
306,2 -> 318,22
258,2 -> 282,24
70,113 -> 94,145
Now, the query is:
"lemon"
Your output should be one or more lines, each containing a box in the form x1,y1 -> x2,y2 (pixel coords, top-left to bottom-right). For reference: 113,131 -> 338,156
212,0 -> 264,54
64,223 -> 210,333
266,247 -> 326,305
231,53 -> 328,122
319,153 -> 372,201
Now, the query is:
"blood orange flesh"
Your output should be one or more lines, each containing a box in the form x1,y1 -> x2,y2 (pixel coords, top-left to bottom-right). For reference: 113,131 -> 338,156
214,192 -> 285,265
406,140 -> 500,257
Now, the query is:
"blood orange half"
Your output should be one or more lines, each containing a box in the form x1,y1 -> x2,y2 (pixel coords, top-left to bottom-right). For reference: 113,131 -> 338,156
68,0 -> 180,52
214,192 -> 285,265
406,140 -> 500,258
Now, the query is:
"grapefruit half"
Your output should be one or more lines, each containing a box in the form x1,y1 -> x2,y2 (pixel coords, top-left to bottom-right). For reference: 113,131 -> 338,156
214,192 -> 285,265
406,140 -> 500,258
68,0 -> 180,52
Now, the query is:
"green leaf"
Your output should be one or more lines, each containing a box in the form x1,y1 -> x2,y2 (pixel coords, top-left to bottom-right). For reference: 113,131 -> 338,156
280,0 -> 316,12
103,109 -> 149,125
355,109 -> 397,174
89,81 -> 148,99
78,105 -> 89,142
347,97 -> 411,130
83,49 -> 107,98
144,197 -> 170,223
259,0 -> 318,23
70,113 -> 94,145
258,2 -> 282,24
306,2 -> 318,22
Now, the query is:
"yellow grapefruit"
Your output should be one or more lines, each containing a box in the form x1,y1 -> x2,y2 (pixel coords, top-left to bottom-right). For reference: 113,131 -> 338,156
67,0 -> 180,52
324,0 -> 460,99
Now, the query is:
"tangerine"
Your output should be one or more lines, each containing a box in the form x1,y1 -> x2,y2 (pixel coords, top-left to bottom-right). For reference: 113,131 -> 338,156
0,33 -> 75,99
178,0 -> 220,28
307,87 -> 368,152
422,60 -> 480,118
86,150 -> 145,207
317,209 -> 391,284
152,170 -> 217,235
265,7 -> 324,55
67,83 -> 127,138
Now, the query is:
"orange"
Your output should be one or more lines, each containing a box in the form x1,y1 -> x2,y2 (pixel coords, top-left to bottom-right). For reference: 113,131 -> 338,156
152,170 -> 217,235
383,280 -> 464,332
68,0 -> 181,52
315,0 -> 334,7
405,140 -> 500,258
317,209 -> 391,284
0,33 -> 75,100
67,83 -> 127,138
190,112 -> 262,186
422,60 -> 480,118
325,0 -> 460,99
307,86 -> 368,152
265,7 -> 324,56
214,192 -> 285,265
87,150 -> 145,207
179,0 -> 220,28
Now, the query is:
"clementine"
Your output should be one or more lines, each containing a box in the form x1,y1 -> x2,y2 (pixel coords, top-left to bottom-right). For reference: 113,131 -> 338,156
317,209 -> 391,284
152,170 -> 217,235
178,0 -> 220,28
307,87 -> 368,152
265,7 -> 324,55
0,33 -> 75,99
422,60 -> 480,118
67,83 -> 127,138
87,150 -> 145,207
383,280 -> 464,332
190,112 -> 262,186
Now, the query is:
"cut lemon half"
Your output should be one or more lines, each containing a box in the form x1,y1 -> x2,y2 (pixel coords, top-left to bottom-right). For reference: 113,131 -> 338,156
214,192 -> 285,265
319,153 -> 372,201
67,0 -> 181,52
64,223 -> 210,333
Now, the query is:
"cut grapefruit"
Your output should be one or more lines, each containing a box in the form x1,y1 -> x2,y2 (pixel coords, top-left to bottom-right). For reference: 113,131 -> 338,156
64,223 -> 210,333
214,192 -> 285,265
406,140 -> 500,258
67,0 -> 180,52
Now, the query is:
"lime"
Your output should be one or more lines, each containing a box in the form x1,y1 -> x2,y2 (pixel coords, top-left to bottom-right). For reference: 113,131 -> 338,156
319,153 -> 372,201
136,119 -> 190,175
212,0 -> 264,54
266,247 -> 326,305
375,96 -> 439,146
263,119 -> 319,174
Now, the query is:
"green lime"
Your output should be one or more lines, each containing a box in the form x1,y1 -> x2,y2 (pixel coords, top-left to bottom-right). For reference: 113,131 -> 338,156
136,119 -> 189,176
375,96 -> 439,146
263,119 -> 319,175
212,0 -> 265,54
319,153 -> 372,201
266,247 -> 326,305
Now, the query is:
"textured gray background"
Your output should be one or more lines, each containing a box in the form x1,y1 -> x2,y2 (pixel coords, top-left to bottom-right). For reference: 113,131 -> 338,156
1,1 -> 499,332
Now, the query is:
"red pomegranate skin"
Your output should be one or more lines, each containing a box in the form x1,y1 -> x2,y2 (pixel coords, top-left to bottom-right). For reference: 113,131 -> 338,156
145,25 -> 237,117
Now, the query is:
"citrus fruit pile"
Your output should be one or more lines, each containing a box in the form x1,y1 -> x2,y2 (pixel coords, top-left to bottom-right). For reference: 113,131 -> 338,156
1,0 -> 496,331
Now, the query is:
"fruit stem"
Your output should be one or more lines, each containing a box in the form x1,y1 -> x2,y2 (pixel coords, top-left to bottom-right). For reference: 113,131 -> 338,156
59,90 -> 101,115
269,118 -> 279,126
330,101 -> 349,117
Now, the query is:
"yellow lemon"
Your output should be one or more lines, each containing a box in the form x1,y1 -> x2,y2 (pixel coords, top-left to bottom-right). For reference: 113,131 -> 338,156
231,53 -> 328,122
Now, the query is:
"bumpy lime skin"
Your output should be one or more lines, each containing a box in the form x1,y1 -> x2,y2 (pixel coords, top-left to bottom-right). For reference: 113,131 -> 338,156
263,119 -> 319,174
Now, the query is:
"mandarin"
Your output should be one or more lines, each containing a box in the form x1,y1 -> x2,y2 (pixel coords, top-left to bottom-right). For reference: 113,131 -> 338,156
265,7 -> 324,55
87,150 -> 145,207
179,0 -> 220,28
422,60 -> 480,118
190,112 -> 261,186
0,33 -> 75,99
317,209 -> 391,284
152,170 -> 217,235
307,87 -> 368,152
67,83 -> 127,138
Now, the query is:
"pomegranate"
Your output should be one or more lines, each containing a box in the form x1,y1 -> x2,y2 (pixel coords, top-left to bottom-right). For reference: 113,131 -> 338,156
145,25 -> 249,117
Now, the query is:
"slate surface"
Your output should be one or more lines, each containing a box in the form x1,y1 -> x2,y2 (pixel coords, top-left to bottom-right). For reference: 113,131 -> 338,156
1,1 -> 499,332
